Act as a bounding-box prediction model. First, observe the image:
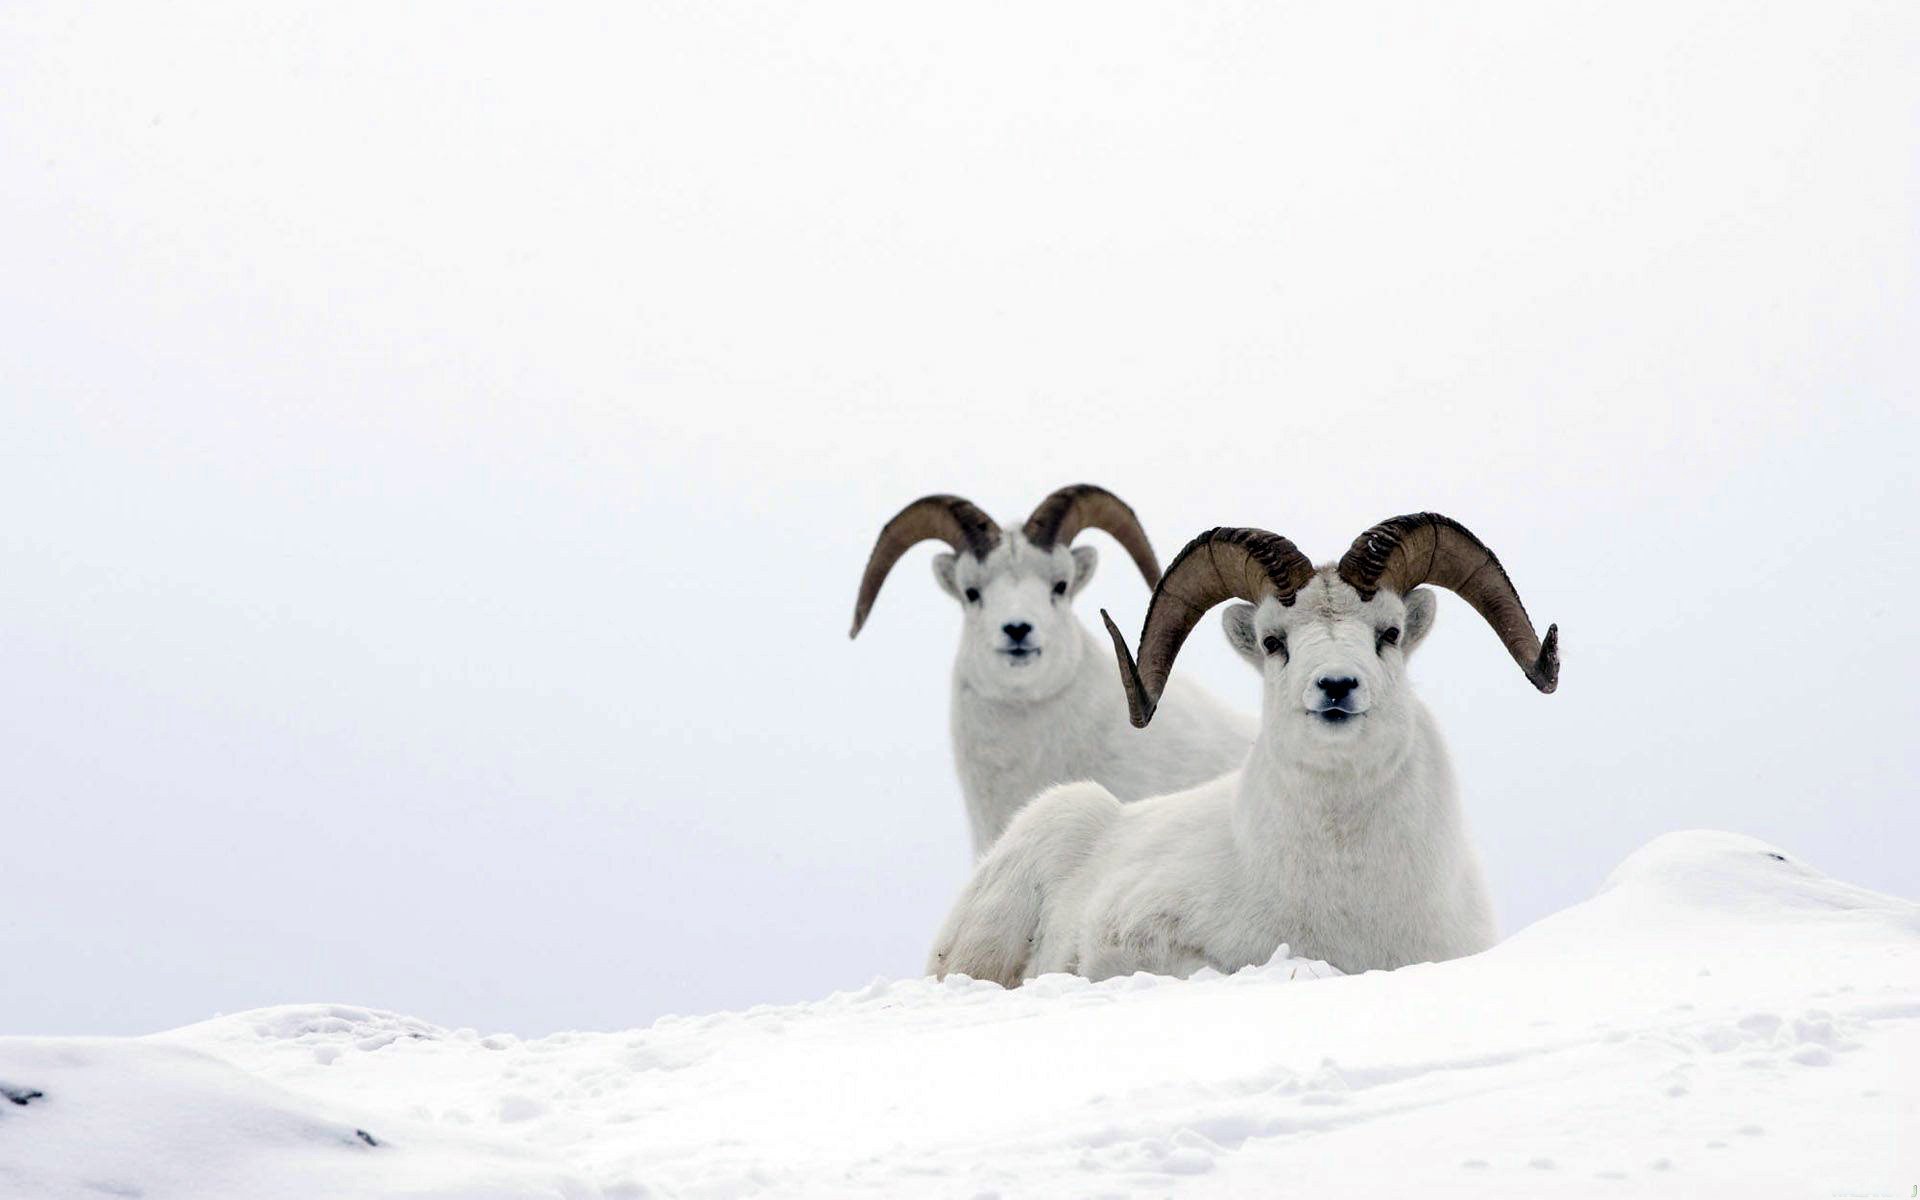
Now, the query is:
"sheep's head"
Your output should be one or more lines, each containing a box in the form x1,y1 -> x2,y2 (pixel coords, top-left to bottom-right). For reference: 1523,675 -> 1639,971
1218,573 -> 1440,764
1103,514 -> 1558,766
850,485 -> 1161,701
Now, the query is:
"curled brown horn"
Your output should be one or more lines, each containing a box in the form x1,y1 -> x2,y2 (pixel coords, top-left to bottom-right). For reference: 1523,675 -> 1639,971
1338,512 -> 1559,693
849,495 -> 1001,638
1022,483 -> 1161,586
1101,527 -> 1316,726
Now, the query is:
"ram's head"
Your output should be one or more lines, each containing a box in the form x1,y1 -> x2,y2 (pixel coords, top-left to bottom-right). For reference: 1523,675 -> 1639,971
1105,513 -> 1558,763
851,484 -> 1161,701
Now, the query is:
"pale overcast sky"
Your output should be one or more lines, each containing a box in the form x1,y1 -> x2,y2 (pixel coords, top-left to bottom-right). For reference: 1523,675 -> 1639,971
2,2 -> 1915,1034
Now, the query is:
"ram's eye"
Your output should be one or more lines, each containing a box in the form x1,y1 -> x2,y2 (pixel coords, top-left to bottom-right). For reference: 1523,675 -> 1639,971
1261,634 -> 1286,657
1377,626 -> 1401,651
1052,580 -> 1068,596
963,587 -> 981,604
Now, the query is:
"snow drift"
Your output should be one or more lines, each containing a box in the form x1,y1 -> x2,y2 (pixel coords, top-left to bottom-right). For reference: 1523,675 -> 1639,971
2,831 -> 1914,1198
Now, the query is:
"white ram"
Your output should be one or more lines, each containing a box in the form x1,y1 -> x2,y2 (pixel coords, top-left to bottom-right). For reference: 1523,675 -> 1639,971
851,485 -> 1254,854
929,513 -> 1560,981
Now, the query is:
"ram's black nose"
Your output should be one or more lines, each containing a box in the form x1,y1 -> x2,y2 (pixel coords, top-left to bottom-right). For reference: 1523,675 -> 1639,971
1316,676 -> 1359,703
1003,622 -> 1033,644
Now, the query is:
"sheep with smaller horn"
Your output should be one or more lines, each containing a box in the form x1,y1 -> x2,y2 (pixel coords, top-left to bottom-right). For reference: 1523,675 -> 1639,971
929,513 -> 1560,983
852,485 -> 1254,855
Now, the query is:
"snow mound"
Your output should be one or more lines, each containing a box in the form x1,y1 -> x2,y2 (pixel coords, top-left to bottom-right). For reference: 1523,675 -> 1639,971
0,1036 -> 585,1199
1604,829 -> 1920,913
2,831 -> 1914,1198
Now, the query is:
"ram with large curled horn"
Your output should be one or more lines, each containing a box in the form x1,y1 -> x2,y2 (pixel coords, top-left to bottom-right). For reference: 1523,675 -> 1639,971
930,512 -> 1561,985
849,484 -> 1253,855
1105,513 -> 1558,727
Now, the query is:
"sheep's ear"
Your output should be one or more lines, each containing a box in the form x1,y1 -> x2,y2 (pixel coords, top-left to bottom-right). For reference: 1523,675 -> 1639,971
1068,544 -> 1099,596
1222,603 -> 1263,669
1402,588 -> 1438,653
931,552 -> 961,600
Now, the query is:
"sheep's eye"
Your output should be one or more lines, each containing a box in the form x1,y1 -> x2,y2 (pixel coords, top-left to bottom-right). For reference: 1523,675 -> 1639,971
963,587 -> 980,604
1052,580 -> 1068,596
1377,626 -> 1401,651
1261,634 -> 1286,657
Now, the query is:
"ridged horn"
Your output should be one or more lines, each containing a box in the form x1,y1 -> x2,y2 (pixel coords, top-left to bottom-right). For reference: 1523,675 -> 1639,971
1337,512 -> 1559,692
1022,483 -> 1161,586
1101,527 -> 1315,726
850,495 -> 1001,638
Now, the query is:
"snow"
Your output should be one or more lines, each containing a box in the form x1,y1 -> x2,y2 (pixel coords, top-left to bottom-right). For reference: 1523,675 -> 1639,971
3,831 -> 1913,1198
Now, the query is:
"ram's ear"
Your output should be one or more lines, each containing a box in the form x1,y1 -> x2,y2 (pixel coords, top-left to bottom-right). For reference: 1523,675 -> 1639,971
931,552 -> 960,600
1069,544 -> 1099,597
1222,603 -> 1263,669
1402,587 -> 1438,653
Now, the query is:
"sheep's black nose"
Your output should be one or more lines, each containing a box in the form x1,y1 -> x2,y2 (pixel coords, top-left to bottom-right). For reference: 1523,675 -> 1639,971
1003,622 -> 1033,644
1317,676 -> 1359,702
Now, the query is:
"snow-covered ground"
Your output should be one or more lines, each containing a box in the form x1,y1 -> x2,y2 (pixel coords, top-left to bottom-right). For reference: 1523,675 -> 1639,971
2,831 -> 1913,1199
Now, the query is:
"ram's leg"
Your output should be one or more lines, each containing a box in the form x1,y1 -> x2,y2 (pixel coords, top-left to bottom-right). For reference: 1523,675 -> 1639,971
1080,908 -> 1210,982
926,847 -> 1044,988
927,781 -> 1122,988
1161,943 -> 1214,980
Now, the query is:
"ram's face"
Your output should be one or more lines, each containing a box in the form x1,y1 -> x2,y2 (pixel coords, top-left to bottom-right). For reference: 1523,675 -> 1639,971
1226,572 -> 1436,763
937,535 -> 1096,700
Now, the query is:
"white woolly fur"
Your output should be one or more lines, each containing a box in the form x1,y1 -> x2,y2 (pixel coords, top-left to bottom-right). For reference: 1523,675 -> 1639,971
930,568 -> 1500,983
936,530 -> 1254,854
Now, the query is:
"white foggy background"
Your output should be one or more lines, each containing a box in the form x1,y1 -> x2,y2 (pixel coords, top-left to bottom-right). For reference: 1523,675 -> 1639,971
2,3 -> 1915,1036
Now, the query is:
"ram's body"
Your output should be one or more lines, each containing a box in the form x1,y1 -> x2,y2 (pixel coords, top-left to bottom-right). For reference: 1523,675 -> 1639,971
950,613 -> 1253,853
933,691 -> 1490,984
